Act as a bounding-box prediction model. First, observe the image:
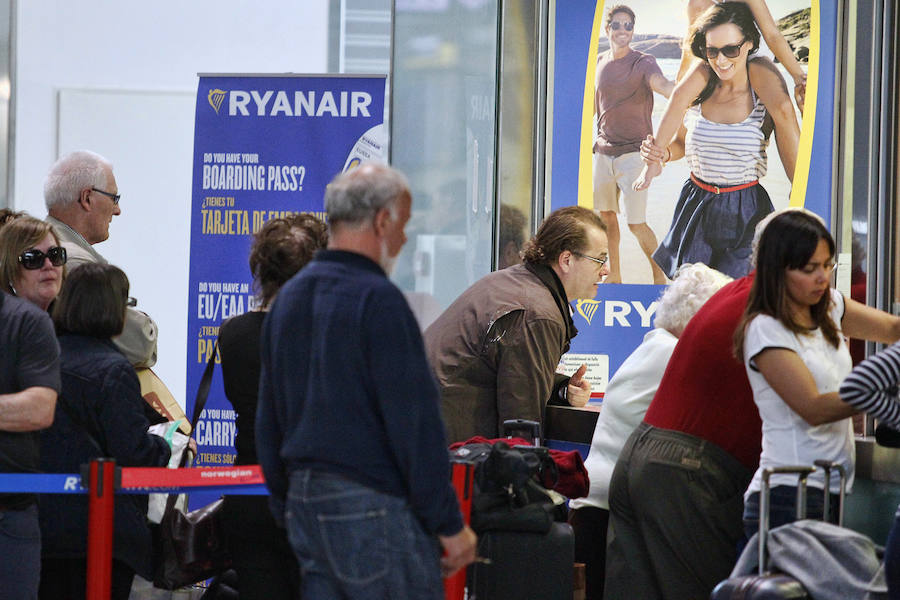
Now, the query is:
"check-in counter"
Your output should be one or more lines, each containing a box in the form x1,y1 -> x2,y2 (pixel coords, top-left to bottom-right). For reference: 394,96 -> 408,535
545,406 -> 900,544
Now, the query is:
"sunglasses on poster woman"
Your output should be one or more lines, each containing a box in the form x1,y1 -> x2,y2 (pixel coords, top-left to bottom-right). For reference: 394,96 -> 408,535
18,246 -> 67,270
703,39 -> 747,60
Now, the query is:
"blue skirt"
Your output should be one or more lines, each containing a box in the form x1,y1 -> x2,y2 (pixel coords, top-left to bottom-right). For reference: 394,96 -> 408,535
652,177 -> 774,279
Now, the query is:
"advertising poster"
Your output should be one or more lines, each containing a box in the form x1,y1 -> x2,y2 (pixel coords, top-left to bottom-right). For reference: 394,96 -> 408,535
550,0 -> 834,400
186,74 -> 387,473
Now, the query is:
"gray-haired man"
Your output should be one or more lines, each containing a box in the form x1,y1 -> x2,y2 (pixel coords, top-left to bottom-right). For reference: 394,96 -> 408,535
44,150 -> 157,368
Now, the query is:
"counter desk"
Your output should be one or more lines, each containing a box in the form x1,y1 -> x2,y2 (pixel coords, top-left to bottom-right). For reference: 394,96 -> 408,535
545,405 -> 900,544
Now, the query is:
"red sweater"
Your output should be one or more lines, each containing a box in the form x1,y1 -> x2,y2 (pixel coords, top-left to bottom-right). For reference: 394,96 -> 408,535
643,274 -> 760,470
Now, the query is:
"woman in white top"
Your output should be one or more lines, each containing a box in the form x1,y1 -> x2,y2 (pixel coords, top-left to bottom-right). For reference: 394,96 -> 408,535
734,210 -> 900,538
568,263 -> 731,600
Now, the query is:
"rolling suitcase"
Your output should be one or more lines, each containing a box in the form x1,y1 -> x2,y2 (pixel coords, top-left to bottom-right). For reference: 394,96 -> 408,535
469,521 -> 575,600
460,419 -> 573,599
710,461 -> 846,599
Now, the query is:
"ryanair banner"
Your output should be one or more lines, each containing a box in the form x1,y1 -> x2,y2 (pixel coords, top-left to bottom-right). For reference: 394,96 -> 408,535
186,74 -> 387,470
550,1 -> 834,400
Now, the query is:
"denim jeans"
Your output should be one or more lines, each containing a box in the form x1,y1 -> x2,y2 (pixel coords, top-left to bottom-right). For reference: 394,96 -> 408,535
0,504 -> 40,600
286,469 -> 443,600
743,485 -> 837,541
885,505 -> 900,599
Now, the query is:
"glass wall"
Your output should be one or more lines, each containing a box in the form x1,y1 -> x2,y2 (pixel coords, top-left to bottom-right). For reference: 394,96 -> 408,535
390,1 -> 501,328
390,1 -> 544,328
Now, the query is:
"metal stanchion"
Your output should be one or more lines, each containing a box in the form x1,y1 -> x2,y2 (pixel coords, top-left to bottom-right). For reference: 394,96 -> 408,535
86,458 -> 117,600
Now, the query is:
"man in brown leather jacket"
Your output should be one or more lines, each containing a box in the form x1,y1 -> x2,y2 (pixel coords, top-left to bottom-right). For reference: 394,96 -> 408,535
425,206 -> 609,443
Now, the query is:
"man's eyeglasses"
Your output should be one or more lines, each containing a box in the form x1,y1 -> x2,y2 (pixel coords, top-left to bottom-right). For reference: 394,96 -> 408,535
126,297 -> 138,307
91,187 -> 121,205
573,251 -> 608,268
703,40 -> 746,60
609,21 -> 633,31
18,247 -> 67,270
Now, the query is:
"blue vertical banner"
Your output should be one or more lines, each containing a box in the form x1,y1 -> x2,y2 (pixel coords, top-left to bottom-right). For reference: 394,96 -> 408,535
186,74 -> 387,470
549,1 -> 834,401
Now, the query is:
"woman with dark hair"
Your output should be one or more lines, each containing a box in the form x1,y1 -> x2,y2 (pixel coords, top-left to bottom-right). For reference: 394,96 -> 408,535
38,263 -> 171,600
0,215 -> 67,311
734,211 -> 898,537
219,213 -> 327,599
633,1 -> 799,279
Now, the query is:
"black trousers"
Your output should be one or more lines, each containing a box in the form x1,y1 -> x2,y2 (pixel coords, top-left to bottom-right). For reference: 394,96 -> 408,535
570,506 -> 609,600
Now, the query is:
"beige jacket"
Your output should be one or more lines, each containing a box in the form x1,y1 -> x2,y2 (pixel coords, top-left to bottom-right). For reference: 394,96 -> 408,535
47,216 -> 158,368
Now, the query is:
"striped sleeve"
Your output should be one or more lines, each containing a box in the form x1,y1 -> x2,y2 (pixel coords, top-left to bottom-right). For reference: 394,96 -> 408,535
839,342 -> 900,428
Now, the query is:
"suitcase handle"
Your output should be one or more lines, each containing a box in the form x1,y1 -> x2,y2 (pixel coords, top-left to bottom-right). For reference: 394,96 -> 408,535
813,459 -> 846,527
759,466 -> 815,575
502,419 -> 541,445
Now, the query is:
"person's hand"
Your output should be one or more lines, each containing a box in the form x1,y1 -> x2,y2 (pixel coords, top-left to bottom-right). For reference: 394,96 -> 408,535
188,437 -> 198,456
566,364 -> 591,408
794,81 -> 806,116
633,162 -> 662,192
439,525 -> 477,578
639,135 -> 666,165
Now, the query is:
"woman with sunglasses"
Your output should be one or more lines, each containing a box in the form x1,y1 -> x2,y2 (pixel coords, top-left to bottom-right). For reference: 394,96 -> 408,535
632,1 -> 799,280
0,215 -> 67,311
38,263 -> 171,600
679,0 -> 807,111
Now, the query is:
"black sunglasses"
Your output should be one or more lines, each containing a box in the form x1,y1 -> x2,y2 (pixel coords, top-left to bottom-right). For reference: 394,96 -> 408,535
19,246 -> 67,270
91,187 -> 121,205
704,40 -> 746,60
609,21 -> 633,31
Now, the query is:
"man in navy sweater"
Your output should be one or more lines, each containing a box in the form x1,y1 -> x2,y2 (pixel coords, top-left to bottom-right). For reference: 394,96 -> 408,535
256,162 -> 476,599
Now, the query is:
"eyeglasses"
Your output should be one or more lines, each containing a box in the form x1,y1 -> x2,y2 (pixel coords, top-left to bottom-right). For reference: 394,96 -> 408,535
126,296 -> 137,307
609,21 -> 633,31
91,187 -> 121,205
573,251 -> 608,268
18,246 -> 67,270
703,40 -> 746,60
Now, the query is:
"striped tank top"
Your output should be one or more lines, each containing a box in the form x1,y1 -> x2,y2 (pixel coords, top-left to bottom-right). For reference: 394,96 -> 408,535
683,93 -> 769,186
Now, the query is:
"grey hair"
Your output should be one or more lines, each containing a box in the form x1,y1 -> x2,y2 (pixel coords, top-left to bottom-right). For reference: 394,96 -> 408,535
653,263 -> 733,336
324,163 -> 409,228
751,207 -> 826,268
44,150 -> 113,211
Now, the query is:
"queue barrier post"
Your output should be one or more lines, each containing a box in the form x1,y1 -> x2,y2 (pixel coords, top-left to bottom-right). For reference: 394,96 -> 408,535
86,458 -> 118,600
445,461 -> 475,600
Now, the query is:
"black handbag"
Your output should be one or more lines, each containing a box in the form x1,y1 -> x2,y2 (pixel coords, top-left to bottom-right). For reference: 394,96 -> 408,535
152,341 -> 232,590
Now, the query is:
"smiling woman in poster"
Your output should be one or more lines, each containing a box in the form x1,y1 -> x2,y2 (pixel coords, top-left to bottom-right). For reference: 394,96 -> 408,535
633,1 -> 800,280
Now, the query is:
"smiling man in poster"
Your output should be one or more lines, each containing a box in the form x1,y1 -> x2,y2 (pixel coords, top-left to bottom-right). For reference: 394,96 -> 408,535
594,4 -> 674,285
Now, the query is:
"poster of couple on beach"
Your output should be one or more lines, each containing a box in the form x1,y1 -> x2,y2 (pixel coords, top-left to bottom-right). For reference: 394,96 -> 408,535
551,0 -> 832,398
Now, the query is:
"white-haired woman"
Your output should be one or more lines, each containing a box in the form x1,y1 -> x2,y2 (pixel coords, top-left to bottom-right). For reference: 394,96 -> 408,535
569,262 -> 732,600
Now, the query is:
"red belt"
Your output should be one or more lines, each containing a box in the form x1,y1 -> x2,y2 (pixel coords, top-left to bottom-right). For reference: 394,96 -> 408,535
690,173 -> 758,194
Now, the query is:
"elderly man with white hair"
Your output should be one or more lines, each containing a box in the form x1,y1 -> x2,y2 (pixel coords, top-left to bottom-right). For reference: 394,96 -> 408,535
44,150 -> 157,368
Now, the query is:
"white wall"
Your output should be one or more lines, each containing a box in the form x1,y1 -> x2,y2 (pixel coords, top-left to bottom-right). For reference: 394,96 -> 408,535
14,1 -> 330,406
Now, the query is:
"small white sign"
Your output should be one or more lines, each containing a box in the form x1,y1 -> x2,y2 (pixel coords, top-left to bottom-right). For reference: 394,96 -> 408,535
557,353 -> 609,397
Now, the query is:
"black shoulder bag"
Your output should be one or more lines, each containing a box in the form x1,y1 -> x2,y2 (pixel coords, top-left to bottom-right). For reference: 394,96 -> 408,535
153,342 -> 232,590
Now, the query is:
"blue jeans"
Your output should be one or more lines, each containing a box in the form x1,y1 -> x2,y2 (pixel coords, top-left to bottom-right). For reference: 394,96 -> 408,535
286,469 -> 443,600
885,505 -> 900,599
743,485 -> 836,541
0,504 -> 40,600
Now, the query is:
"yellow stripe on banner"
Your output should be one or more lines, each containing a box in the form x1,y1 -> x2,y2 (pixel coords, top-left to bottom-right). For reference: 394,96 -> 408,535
789,0 -> 818,208
578,1 -> 605,209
